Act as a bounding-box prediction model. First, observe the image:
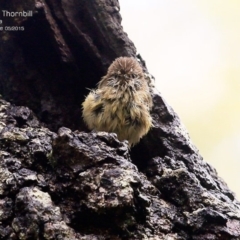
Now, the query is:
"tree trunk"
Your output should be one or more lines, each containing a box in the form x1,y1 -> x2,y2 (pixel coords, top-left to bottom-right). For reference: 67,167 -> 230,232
0,0 -> 240,239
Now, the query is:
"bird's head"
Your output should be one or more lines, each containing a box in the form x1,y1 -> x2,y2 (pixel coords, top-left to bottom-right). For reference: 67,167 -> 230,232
108,57 -> 144,80
99,57 -> 144,88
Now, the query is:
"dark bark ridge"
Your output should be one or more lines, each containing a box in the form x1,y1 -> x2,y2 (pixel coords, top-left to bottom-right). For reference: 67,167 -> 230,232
0,0 -> 240,239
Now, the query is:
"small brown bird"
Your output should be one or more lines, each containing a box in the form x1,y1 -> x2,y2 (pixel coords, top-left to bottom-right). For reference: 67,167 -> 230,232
82,57 -> 153,146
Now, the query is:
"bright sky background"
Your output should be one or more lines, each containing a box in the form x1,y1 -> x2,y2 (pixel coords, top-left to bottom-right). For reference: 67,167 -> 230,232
120,0 -> 240,199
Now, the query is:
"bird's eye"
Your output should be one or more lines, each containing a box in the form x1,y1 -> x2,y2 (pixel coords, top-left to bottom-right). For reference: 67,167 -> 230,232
131,74 -> 137,78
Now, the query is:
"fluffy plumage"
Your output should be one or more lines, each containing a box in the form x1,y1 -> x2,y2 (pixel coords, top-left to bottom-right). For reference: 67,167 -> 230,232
82,57 -> 153,146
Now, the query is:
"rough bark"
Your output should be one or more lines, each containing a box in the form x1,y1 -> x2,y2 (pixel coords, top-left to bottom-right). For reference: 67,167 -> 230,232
0,0 -> 240,239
